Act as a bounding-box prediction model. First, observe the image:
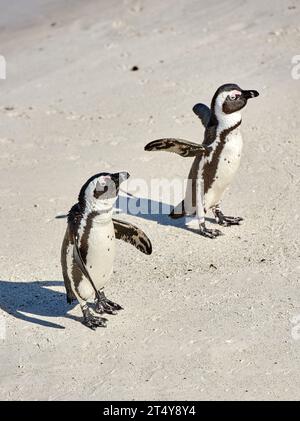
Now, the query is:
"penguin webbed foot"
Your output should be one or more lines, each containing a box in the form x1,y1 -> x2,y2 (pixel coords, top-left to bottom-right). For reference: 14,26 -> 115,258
95,291 -> 123,315
82,306 -> 107,330
215,210 -> 243,226
199,222 -> 223,239
221,215 -> 243,226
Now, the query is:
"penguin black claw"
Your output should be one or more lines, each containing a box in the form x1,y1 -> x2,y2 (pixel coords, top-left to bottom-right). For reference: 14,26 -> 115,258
218,216 -> 243,226
81,305 -> 107,329
95,291 -> 123,315
105,298 -> 123,311
82,315 -> 108,330
213,208 -> 244,226
199,223 -> 223,239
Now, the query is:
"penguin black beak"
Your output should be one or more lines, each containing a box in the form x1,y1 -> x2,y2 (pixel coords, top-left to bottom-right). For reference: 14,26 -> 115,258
242,90 -> 259,99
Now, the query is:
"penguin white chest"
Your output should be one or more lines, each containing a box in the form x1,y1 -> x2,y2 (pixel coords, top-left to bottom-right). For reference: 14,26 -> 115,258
205,130 -> 243,209
83,219 -> 115,291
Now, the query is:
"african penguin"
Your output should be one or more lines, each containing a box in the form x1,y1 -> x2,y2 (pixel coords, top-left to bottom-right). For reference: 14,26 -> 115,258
61,171 -> 152,329
144,83 -> 259,238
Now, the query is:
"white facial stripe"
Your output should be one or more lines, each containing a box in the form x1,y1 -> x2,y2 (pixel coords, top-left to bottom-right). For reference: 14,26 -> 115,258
215,91 -> 229,108
84,177 -> 117,213
214,90 -> 242,129
84,179 -> 97,200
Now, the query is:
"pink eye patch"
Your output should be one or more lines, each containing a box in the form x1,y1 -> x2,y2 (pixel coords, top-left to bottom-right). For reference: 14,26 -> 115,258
229,90 -> 242,99
98,175 -> 111,186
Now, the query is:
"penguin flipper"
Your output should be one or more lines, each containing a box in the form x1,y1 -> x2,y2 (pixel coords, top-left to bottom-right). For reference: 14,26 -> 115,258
71,232 -> 99,294
61,229 -> 77,303
192,103 -> 211,128
144,138 -> 209,157
113,218 -> 152,255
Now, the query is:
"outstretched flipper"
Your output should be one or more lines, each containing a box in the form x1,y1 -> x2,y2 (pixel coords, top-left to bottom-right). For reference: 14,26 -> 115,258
192,103 -> 211,128
113,218 -> 152,255
144,138 -> 210,157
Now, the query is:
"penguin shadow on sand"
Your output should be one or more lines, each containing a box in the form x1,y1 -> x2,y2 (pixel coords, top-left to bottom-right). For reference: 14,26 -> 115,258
0,280 -> 80,329
115,194 -> 215,232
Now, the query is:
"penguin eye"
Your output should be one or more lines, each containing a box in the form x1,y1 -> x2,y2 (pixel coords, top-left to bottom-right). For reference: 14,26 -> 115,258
100,185 -> 109,194
228,91 -> 242,101
95,180 -> 109,195
94,184 -> 108,199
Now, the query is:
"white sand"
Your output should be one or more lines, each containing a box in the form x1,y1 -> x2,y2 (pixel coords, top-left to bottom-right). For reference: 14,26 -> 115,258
0,0 -> 300,400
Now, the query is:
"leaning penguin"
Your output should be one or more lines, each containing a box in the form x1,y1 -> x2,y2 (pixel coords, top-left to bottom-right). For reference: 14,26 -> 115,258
145,83 -> 259,238
61,171 -> 152,329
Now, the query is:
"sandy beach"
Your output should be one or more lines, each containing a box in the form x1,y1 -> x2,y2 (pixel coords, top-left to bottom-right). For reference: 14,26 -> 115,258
0,0 -> 300,400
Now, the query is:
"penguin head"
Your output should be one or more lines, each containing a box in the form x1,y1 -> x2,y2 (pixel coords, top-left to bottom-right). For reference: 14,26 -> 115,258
212,83 -> 259,122
78,171 -> 130,212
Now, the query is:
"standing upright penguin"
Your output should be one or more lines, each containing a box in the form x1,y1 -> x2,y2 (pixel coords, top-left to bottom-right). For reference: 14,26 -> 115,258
61,171 -> 152,329
145,83 -> 259,238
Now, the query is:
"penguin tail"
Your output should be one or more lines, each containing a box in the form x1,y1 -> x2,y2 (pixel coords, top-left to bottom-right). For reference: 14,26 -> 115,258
66,292 -> 76,304
169,201 -> 186,219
